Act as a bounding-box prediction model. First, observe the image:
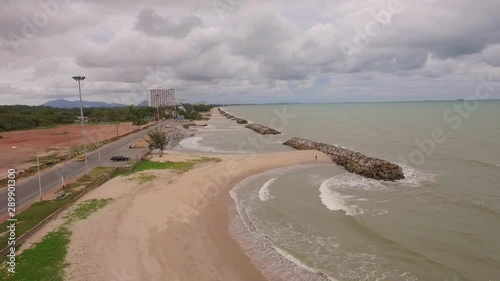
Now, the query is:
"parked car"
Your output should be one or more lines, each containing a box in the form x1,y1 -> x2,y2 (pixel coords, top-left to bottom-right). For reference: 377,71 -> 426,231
110,155 -> 130,162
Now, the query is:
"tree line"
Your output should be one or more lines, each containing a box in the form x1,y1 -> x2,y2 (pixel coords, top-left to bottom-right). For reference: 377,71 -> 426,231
0,104 -> 214,132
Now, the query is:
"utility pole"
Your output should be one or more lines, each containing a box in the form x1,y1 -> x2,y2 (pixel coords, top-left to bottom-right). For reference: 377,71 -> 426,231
72,75 -> 89,175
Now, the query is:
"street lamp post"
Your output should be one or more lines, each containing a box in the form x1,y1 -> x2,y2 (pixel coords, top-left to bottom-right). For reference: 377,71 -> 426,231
98,141 -> 101,166
72,75 -> 89,175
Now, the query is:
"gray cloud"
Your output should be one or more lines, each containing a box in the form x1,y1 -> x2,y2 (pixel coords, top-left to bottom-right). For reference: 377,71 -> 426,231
135,8 -> 203,38
0,0 -> 499,105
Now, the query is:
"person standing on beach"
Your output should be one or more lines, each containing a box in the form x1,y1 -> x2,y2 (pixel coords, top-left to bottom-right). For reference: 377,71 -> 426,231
315,155 -> 317,160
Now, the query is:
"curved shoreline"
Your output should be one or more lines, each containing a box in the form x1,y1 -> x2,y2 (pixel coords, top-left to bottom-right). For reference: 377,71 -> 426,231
204,151 -> 333,281
53,149 -> 332,280
227,165 -> 337,281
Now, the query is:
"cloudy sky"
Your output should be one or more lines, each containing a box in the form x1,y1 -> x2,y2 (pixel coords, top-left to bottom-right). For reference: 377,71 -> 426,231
1,0 -> 500,105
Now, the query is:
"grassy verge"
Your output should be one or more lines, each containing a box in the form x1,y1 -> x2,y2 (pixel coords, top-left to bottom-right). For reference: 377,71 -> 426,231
0,167 -> 114,248
0,192 -> 80,248
64,167 -> 114,189
0,199 -> 112,281
113,157 -> 221,178
65,199 -> 113,224
37,154 -> 60,164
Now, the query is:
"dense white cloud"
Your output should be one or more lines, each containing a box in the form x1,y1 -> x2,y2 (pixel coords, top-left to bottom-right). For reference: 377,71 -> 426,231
0,0 -> 499,105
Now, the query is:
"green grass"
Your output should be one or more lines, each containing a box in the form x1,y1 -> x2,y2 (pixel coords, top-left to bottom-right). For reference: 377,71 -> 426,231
89,167 -> 114,178
65,199 -> 112,223
0,227 -> 71,281
0,191 -> 82,248
113,157 -> 221,177
0,199 -> 112,281
134,173 -> 156,183
37,154 -> 59,164
65,167 -> 114,189
0,167 -> 115,250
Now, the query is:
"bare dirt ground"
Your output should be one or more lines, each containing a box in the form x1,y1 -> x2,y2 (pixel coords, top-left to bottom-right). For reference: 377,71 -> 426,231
0,122 -> 140,173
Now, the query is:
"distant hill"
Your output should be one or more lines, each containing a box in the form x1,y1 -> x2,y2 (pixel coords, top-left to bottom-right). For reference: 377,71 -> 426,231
43,99 -> 129,108
138,100 -> 149,106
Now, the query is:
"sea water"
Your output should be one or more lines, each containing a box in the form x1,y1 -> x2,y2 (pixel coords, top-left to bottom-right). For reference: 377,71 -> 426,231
179,101 -> 500,281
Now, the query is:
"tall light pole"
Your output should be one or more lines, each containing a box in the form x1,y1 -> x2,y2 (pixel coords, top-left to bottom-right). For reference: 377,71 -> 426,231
97,140 -> 101,166
72,76 -> 89,175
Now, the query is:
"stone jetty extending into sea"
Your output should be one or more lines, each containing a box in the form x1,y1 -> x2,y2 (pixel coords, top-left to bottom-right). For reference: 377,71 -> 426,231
217,108 -> 402,180
283,137 -> 405,181
218,108 -> 280,134
244,123 -> 281,135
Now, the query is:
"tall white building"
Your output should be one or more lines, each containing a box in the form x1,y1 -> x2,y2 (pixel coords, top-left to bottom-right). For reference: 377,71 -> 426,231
149,88 -> 176,107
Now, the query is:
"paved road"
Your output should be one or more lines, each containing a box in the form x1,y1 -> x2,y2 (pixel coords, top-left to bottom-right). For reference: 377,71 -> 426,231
0,121 -> 166,216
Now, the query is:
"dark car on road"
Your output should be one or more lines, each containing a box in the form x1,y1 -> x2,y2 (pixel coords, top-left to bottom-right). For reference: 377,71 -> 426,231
110,155 -> 130,162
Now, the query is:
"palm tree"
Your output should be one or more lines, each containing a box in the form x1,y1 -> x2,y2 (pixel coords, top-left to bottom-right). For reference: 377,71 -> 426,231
146,128 -> 167,156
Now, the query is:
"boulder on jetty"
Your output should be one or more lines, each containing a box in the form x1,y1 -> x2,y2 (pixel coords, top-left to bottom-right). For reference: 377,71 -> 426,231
218,108 -> 228,116
283,137 -> 404,181
217,108 -> 251,126
245,123 -> 281,135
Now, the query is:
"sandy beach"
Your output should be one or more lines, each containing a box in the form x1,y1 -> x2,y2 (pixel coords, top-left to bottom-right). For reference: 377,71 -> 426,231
53,150 -> 332,281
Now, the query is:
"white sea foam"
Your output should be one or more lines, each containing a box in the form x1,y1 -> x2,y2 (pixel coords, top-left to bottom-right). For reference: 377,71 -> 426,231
230,165 -> 418,281
230,164 -> 325,201
319,177 -> 363,216
179,136 -> 253,154
308,174 -> 327,186
397,164 -> 436,187
258,177 -> 278,201
179,136 -> 217,152
229,205 -> 336,281
325,173 -> 387,191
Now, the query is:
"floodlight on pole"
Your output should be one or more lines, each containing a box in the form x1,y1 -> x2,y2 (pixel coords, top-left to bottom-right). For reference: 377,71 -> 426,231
72,75 -> 89,175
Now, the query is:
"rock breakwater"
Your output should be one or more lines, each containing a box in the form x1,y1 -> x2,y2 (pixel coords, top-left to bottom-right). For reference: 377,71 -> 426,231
245,123 -> 281,135
218,108 -> 281,135
283,137 -> 404,181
